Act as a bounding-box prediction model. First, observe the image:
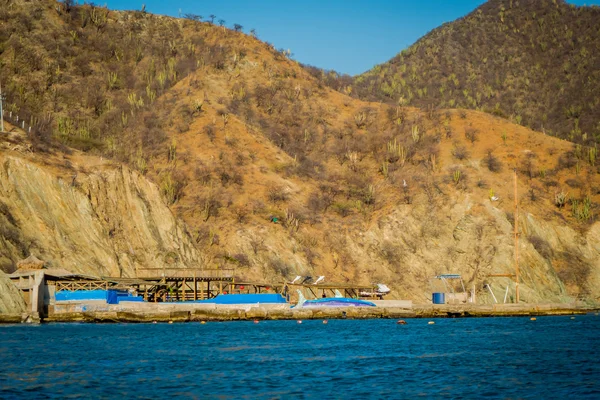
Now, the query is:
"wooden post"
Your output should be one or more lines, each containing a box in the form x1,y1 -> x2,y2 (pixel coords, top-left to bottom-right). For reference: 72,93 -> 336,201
193,272 -> 197,301
0,82 -> 4,133
514,169 -> 520,303
206,280 -> 210,299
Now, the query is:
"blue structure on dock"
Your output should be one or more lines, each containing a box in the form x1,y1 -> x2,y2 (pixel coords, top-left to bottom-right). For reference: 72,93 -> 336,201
432,292 -> 446,304
187,293 -> 288,304
55,289 -> 144,304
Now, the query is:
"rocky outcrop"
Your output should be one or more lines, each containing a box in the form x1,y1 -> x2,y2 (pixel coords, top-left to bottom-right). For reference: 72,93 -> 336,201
0,271 -> 26,314
330,198 -> 600,304
0,155 -> 200,277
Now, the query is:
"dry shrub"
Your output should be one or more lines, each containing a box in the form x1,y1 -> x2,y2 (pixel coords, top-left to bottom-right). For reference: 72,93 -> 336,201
269,257 -> 293,278
267,185 -> 288,202
565,178 -> 581,188
307,190 -> 334,214
483,150 -> 503,172
231,253 -> 250,267
194,165 -> 212,185
556,150 -> 578,170
528,235 -> 553,259
381,241 -> 403,266
556,249 -> 591,289
332,201 -> 353,217
451,144 -> 470,160
203,124 -> 216,142
464,127 -> 479,144
232,205 -> 249,223
519,152 -> 537,179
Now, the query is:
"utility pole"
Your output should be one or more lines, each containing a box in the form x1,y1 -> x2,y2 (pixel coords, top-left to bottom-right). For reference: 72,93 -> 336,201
0,82 -> 5,133
514,168 -> 520,303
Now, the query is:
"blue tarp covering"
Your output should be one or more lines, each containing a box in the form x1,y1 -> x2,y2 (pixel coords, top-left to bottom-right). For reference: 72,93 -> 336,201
106,290 -> 119,304
188,293 -> 288,304
55,290 -> 108,302
55,290 -> 143,304
296,297 -> 376,308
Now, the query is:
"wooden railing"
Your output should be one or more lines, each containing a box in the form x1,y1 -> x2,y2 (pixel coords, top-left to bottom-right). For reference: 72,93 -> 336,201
134,267 -> 235,279
56,281 -> 109,292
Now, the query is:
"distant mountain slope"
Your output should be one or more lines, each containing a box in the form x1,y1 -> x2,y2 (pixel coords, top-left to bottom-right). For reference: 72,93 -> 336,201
334,0 -> 600,144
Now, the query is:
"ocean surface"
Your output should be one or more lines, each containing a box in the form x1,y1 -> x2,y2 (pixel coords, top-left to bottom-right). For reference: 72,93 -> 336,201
1,316 -> 599,399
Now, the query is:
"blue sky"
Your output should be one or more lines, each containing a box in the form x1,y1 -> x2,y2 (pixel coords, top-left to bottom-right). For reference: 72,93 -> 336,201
100,0 -> 599,76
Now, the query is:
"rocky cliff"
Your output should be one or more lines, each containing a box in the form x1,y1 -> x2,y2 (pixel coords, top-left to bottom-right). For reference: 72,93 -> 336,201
0,151 -> 200,278
0,271 -> 26,314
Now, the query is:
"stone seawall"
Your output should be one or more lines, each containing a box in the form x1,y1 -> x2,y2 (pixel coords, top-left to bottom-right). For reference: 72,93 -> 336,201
36,303 -> 597,323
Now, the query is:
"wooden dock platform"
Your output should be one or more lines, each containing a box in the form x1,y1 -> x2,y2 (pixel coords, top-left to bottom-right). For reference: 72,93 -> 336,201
100,268 -> 236,302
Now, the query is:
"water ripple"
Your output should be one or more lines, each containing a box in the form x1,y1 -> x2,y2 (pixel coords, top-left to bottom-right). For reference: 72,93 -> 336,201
0,316 -> 599,398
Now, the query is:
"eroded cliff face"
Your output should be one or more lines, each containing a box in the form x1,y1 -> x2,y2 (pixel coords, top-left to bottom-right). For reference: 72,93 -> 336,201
0,152 -> 598,306
0,271 -> 26,314
337,199 -> 600,303
221,193 -> 600,304
0,155 -> 200,277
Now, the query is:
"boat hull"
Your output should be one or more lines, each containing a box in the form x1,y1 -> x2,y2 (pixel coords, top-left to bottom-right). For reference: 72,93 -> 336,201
299,298 -> 376,308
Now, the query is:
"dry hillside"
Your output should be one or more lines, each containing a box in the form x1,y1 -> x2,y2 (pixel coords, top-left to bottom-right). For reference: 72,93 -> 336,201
317,0 -> 600,145
1,0 -> 599,303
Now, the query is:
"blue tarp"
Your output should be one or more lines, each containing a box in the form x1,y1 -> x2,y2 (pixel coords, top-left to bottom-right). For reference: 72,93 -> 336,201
55,290 -> 108,302
56,291 -> 285,305
55,290 -> 143,304
187,293 -> 288,304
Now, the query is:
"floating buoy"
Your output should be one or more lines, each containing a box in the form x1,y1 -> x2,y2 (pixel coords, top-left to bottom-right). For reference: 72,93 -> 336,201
595,313 -> 599,316
253,320 -> 259,324
397,320 -> 407,325
530,317 -> 537,321
570,316 -> 575,320
200,321 -> 206,324
297,320 -> 303,324
322,320 -> 328,324
428,321 -> 435,325
168,321 -> 173,324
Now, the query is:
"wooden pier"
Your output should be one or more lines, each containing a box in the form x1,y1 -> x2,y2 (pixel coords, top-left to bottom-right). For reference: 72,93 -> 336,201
100,268 -> 236,302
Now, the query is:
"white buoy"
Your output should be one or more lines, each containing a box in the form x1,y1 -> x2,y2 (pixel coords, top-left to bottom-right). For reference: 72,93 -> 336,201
428,321 -> 435,325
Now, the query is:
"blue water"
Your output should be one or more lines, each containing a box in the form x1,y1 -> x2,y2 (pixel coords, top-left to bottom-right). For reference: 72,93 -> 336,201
1,316 -> 599,399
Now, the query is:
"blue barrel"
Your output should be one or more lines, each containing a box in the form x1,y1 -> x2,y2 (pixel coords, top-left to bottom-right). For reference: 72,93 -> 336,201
432,292 -> 445,304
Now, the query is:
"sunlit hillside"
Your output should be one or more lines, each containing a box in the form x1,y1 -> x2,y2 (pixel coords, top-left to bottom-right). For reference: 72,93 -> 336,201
1,0 -> 599,303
